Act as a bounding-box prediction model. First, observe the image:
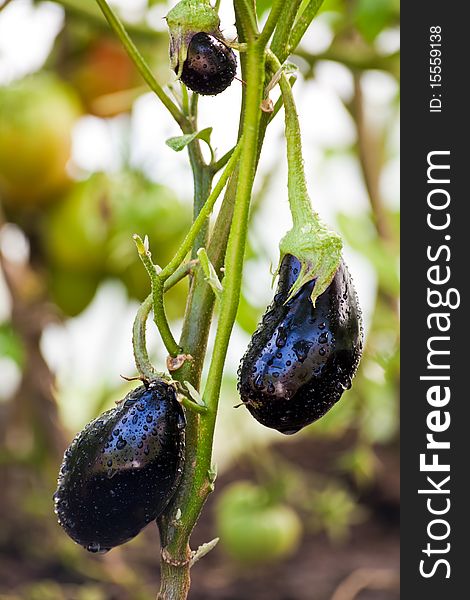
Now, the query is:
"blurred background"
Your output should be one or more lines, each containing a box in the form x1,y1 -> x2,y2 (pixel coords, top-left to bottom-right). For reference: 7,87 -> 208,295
0,0 -> 399,598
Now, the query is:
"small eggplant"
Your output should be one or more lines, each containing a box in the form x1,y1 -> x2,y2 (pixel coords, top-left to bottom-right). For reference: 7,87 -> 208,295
179,32 -> 237,96
238,255 -> 363,434
54,379 -> 185,553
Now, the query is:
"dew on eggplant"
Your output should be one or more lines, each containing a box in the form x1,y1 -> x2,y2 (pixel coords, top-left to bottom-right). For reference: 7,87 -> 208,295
238,254 -> 363,434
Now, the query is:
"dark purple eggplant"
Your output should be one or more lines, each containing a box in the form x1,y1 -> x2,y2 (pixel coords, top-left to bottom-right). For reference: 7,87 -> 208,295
178,33 -> 237,96
238,254 -> 363,434
54,380 -> 185,553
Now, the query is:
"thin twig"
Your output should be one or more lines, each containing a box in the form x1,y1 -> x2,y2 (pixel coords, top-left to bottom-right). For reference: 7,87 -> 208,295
95,0 -> 185,128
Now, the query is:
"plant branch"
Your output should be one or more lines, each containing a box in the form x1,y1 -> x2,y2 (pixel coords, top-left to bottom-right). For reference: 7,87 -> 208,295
95,0 -> 185,128
0,0 -> 13,14
133,295 -> 158,381
258,0 -> 287,47
159,140 -> 242,283
51,0 -> 159,39
267,52 -> 312,227
270,0 -> 303,60
132,260 -> 197,380
134,235 -> 181,357
203,38 -> 265,415
233,0 -> 259,40
289,0 -> 324,55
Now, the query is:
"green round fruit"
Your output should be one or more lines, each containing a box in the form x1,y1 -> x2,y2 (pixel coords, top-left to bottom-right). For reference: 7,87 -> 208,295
43,173 -> 110,273
0,73 -> 81,205
215,481 -> 303,565
48,268 -> 100,317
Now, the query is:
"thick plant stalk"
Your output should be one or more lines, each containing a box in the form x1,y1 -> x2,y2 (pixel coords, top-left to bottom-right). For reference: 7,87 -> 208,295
155,31 -> 267,600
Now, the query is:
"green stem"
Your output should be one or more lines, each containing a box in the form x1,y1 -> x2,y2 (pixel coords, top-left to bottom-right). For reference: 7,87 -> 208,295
133,259 -> 198,377
152,278 -> 181,357
155,161 -> 243,600
133,295 -> 157,381
211,145 -> 236,174
289,0 -> 324,55
51,0 -> 159,39
267,53 -> 313,228
159,141 -> 243,282
270,0 -> 303,60
202,42 -> 265,411
95,0 -> 185,128
134,235 -> 181,357
233,0 -> 259,39
269,51 -> 342,303
157,46 -> 266,587
258,0 -> 287,47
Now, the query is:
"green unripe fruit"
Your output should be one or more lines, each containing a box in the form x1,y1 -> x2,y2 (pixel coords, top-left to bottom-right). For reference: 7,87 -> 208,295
215,481 -> 303,565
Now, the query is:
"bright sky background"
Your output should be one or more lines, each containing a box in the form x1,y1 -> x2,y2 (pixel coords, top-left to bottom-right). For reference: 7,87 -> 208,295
0,0 -> 399,467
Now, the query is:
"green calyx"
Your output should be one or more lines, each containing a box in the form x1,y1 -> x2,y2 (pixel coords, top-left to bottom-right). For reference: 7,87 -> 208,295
278,218 -> 342,306
276,66 -> 343,306
166,0 -> 221,77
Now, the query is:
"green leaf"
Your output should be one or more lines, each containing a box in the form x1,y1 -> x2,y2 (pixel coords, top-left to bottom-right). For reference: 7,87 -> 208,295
166,127 -> 213,152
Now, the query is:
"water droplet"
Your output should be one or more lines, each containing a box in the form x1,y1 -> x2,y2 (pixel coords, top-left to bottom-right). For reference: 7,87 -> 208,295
281,428 -> 300,435
276,327 -> 287,348
113,429 -> 120,437
318,332 -> 328,344
318,322 -> 326,330
144,446 -> 150,456
122,417 -> 128,424
254,374 -> 265,391
132,414 -> 139,425
107,459 -> 113,467
267,382 -> 275,394
293,340 -> 313,362
319,347 -> 326,356
87,542 -> 110,554
116,437 -> 127,450
136,402 -> 145,412
146,414 -> 153,423
286,360 -> 291,366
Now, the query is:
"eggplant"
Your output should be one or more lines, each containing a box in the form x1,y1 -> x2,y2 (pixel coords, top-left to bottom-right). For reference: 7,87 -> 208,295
54,380 -> 185,553
178,33 -> 237,96
238,254 -> 363,434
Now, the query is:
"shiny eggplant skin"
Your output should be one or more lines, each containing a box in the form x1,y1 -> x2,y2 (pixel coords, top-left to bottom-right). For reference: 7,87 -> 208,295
54,380 -> 185,553
238,255 -> 363,434
179,33 -> 236,96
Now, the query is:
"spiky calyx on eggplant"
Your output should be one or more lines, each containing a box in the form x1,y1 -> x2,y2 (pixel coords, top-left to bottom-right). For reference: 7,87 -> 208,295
238,254 -> 363,434
54,379 -> 185,553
